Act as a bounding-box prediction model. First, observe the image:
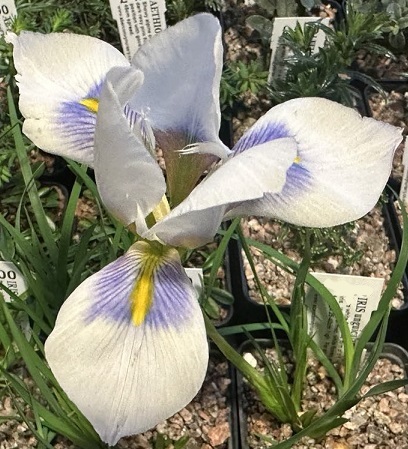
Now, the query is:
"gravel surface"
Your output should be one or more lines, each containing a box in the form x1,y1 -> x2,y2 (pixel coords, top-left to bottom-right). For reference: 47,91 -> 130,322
367,87 -> 408,182
0,356 -> 232,449
241,345 -> 408,449
355,51 -> 408,80
240,205 -> 405,309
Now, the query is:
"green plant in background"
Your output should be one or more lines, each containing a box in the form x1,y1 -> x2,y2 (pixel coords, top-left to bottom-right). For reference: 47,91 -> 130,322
267,5 -> 391,105
0,128 -> 16,187
242,0 -> 393,106
165,0 -> 222,24
153,433 -> 190,449
281,221 -> 363,267
208,200 -> 408,446
220,60 -> 269,115
267,21 -> 363,106
320,0 -> 392,67
246,0 -> 320,46
380,0 -> 408,49
166,0 -> 197,23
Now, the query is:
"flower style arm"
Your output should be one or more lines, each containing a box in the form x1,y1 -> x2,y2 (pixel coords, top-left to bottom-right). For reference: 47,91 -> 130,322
94,66 -> 166,228
146,138 -> 297,247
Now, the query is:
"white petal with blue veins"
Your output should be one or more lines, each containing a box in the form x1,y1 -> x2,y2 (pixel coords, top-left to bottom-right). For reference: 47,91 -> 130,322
227,97 -> 403,226
45,242 -> 208,445
7,31 -> 129,164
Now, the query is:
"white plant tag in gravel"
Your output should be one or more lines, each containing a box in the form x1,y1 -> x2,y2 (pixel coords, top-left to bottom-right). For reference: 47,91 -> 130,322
185,267 -> 203,295
109,0 -> 166,60
268,17 -> 329,82
0,0 -> 16,36
306,272 -> 384,362
0,260 -> 27,302
0,260 -> 31,339
400,138 -> 408,207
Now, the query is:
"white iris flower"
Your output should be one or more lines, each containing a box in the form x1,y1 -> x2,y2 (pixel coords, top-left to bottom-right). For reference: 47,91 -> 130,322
7,13 -> 402,445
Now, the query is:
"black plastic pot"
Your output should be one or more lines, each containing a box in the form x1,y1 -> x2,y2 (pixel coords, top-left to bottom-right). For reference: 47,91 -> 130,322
38,153 -> 76,192
236,339 -> 408,449
381,183 -> 408,350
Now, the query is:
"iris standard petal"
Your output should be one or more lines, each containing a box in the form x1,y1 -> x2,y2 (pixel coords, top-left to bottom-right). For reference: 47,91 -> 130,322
94,66 -> 166,227
145,138 -> 297,248
7,31 -> 129,164
227,97 -> 403,227
128,13 -> 224,205
44,241 -> 208,446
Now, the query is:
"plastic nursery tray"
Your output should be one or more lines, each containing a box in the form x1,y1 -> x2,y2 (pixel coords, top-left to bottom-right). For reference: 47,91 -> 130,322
382,181 -> 408,350
236,339 -> 408,449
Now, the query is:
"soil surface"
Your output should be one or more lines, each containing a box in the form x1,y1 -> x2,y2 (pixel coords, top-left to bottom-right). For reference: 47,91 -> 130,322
241,345 -> 408,449
0,356 -> 232,449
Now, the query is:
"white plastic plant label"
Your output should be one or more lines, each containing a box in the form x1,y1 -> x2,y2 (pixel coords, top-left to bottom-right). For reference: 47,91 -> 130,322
0,0 -> 16,35
399,138 -> 408,207
0,260 -> 27,302
305,272 -> 384,362
109,0 -> 166,61
268,17 -> 330,82
0,261 -> 31,339
185,267 -> 203,296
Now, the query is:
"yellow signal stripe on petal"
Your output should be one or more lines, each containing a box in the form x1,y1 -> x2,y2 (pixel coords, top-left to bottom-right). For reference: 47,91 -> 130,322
80,98 -> 99,114
130,244 -> 168,326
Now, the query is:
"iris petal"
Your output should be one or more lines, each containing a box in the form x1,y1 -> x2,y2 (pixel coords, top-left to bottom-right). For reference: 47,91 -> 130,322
226,97 -> 403,226
146,138 -> 297,247
128,13 -> 224,205
7,31 -> 129,165
45,241 -> 208,445
94,66 -> 166,227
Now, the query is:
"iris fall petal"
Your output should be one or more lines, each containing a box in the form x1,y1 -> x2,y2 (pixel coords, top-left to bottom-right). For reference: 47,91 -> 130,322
7,31 -> 129,164
226,97 -> 402,227
44,241 -> 208,446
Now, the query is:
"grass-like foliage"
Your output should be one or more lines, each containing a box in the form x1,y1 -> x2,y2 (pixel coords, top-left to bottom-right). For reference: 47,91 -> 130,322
208,195 -> 408,445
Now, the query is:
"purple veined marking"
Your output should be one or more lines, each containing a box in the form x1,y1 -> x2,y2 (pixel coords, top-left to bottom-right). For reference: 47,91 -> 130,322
232,121 -> 291,155
226,121 -> 313,211
266,161 -> 313,204
58,82 -> 102,153
88,248 -> 197,329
